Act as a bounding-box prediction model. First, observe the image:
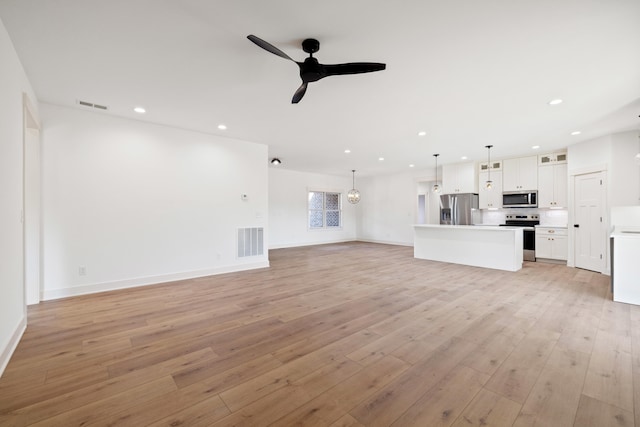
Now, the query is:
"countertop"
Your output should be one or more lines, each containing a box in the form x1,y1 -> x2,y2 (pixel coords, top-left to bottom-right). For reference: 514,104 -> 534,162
611,226 -> 640,238
414,224 -> 516,231
535,225 -> 568,229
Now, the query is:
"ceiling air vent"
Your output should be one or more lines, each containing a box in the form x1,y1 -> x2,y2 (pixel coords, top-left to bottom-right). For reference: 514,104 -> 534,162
77,100 -> 108,110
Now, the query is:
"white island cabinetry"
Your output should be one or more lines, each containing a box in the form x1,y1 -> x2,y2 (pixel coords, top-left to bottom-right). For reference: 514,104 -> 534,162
414,225 -> 523,271
612,227 -> 640,305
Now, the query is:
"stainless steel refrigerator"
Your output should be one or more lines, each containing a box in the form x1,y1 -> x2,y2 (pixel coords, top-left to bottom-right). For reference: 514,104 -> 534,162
440,193 -> 479,225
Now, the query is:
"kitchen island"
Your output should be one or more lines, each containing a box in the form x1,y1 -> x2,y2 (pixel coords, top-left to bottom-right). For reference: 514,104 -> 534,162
414,224 -> 523,271
611,226 -> 640,305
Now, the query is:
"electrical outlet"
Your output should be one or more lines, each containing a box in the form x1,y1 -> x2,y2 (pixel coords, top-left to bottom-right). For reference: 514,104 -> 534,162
79,266 -> 86,276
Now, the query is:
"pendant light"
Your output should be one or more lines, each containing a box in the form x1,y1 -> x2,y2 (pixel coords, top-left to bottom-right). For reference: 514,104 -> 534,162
485,145 -> 493,190
347,170 -> 361,204
432,154 -> 440,193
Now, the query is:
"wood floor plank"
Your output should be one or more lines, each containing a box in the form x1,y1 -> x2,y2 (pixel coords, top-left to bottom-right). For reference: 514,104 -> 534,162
270,355 -> 410,426
330,414 -> 366,427
349,337 -> 478,426
450,389 -> 521,427
512,346 -> 590,426
0,242 -> 620,426
582,329 -> 633,412
573,394 -> 634,427
146,394 -> 230,427
389,365 -> 489,426
484,327 -> 560,403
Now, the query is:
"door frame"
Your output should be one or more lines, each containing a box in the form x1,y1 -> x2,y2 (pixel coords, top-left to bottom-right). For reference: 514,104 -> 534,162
567,165 -> 609,274
23,93 -> 41,305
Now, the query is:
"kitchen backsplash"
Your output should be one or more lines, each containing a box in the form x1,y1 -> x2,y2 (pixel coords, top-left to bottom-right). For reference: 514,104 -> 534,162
479,208 -> 568,227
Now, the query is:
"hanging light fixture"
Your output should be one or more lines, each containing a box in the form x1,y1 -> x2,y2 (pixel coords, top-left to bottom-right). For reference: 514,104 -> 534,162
347,170 -> 361,204
485,145 -> 493,190
432,154 -> 440,193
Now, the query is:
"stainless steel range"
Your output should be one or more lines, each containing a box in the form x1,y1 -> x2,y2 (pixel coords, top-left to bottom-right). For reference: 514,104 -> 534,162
500,214 -> 540,261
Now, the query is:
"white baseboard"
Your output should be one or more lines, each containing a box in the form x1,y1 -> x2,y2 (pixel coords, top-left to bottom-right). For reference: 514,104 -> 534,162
269,239 -> 355,250
270,239 -> 414,250
42,261 -> 270,301
356,238 -> 414,247
0,315 -> 26,378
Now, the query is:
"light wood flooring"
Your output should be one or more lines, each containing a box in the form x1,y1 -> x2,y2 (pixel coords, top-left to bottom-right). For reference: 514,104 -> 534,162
0,242 -> 636,426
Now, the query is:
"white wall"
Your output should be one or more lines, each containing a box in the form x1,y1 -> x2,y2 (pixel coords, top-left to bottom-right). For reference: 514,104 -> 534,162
0,17 -> 38,376
356,171 -> 419,246
40,104 -> 268,299
566,130 -> 640,272
610,131 -> 640,206
268,168 -> 356,248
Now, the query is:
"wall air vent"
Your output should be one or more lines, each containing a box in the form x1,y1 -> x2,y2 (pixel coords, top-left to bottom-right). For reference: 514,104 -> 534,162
237,227 -> 264,258
77,100 -> 108,110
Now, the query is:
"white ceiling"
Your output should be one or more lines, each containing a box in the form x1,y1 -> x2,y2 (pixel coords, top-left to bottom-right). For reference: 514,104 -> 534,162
1,0 -> 639,177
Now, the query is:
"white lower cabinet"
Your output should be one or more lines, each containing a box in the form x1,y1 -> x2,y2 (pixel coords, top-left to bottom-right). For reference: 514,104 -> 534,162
535,227 -> 567,261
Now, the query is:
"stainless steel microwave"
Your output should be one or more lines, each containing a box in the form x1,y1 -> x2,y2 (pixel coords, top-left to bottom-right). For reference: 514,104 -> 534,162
502,191 -> 537,208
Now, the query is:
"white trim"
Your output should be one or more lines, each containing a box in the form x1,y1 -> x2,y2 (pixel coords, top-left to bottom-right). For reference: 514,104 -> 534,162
0,315 -> 26,378
356,238 -> 413,247
569,163 -> 608,176
269,238 -> 355,250
41,261 -> 269,301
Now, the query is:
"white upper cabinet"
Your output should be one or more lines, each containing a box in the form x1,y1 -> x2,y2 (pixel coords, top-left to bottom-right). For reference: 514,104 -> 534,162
478,170 -> 503,208
479,160 -> 502,172
538,162 -> 568,208
538,152 -> 567,165
442,162 -> 478,194
503,156 -> 538,191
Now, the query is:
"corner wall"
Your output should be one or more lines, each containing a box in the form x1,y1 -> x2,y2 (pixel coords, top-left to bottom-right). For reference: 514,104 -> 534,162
40,104 -> 269,299
0,17 -> 37,376
355,171 -> 420,246
268,168 -> 356,248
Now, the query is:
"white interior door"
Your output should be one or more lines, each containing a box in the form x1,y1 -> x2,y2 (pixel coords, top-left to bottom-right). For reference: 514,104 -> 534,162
574,171 -> 605,272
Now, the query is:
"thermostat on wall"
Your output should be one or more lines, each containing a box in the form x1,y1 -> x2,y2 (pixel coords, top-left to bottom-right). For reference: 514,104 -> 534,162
241,194 -> 248,201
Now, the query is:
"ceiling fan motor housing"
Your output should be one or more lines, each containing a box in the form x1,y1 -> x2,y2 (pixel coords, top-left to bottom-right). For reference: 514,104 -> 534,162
302,38 -> 320,54
300,57 -> 325,82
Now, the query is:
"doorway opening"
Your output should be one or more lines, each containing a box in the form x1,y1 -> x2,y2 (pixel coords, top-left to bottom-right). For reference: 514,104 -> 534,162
417,181 -> 440,225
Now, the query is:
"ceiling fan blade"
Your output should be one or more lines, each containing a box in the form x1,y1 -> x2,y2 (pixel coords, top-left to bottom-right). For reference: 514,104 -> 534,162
292,82 -> 308,104
324,62 -> 386,77
247,35 -> 295,61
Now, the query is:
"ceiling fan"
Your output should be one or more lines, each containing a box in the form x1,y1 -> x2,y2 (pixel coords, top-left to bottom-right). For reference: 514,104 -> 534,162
247,35 -> 386,103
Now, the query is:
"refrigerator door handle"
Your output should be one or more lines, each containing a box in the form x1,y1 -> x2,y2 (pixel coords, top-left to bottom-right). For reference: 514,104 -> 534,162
452,196 -> 457,225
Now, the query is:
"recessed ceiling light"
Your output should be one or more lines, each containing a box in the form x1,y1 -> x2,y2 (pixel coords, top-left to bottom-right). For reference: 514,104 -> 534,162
548,99 -> 563,105
571,131 -> 581,136
378,157 -> 385,161
409,164 -> 415,168
133,107 -> 146,114
270,158 -> 281,165
532,145 -> 540,150
461,156 -> 468,160
418,131 -> 426,137
217,124 -> 227,130
344,149 -> 351,154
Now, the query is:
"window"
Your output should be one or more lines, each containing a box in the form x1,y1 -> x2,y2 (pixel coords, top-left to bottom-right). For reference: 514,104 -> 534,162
308,191 -> 342,229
